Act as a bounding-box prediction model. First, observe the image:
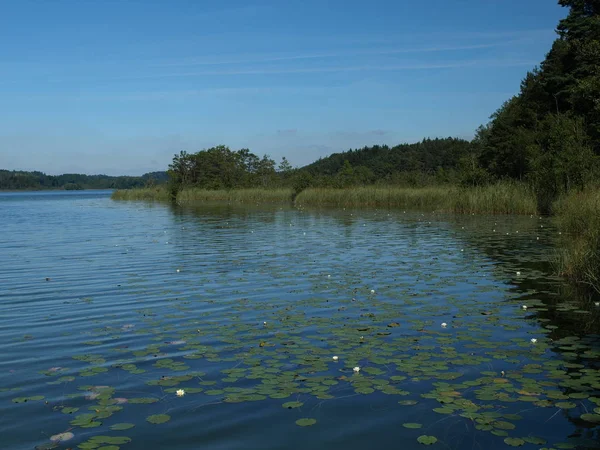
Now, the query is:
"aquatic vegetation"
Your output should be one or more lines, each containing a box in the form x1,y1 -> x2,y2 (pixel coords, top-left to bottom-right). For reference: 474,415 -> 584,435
49,432 -> 74,443
5,201 -> 600,450
177,188 -> 293,204
295,182 -> 537,214
111,187 -> 171,201
554,187 -> 600,293
113,183 -> 538,215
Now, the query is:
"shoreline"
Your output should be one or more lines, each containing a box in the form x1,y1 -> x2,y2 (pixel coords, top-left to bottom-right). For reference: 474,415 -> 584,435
111,183 -> 538,215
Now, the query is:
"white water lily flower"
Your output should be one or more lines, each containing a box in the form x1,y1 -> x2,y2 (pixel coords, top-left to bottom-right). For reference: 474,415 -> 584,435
595,302 -> 600,307
353,366 -> 360,373
522,305 -> 528,310
516,271 -> 521,276
370,289 -> 375,294
176,269 -> 180,273
332,356 -> 339,361
50,432 -> 74,443
441,322 -> 447,328
176,389 -> 185,397
530,338 -> 537,344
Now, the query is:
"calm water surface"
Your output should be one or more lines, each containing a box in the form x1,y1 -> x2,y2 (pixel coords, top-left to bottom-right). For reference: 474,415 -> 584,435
1,191 -> 599,450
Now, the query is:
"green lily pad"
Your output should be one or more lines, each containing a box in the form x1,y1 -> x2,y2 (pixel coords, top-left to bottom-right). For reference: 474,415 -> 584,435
403,423 -> 423,429
295,418 -> 317,427
128,397 -> 158,404
580,413 -> 600,423
146,414 -> 171,424
504,438 -> 525,447
417,435 -> 438,445
110,423 -> 136,430
282,401 -> 303,409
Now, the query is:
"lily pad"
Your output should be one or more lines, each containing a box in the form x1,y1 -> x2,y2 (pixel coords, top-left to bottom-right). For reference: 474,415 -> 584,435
110,423 -> 136,430
417,435 -> 438,445
282,401 -> 303,409
146,414 -> 171,424
295,418 -> 317,427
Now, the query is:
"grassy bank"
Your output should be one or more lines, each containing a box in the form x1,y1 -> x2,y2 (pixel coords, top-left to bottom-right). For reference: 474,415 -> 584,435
176,188 -> 293,204
112,182 -> 537,214
111,187 -> 293,204
554,188 -> 600,293
295,182 -> 537,215
111,186 -> 171,201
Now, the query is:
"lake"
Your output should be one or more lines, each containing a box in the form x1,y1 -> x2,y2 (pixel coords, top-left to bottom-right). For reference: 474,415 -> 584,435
1,190 -> 599,450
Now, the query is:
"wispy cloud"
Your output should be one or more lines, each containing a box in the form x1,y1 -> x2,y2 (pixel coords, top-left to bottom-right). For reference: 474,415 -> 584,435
152,42 -> 512,68
101,59 -> 537,81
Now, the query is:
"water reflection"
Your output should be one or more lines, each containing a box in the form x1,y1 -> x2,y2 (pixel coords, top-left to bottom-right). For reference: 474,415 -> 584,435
2,194 -> 600,450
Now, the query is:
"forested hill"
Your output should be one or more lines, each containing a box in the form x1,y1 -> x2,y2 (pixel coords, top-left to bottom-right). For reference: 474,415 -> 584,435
299,138 -> 474,183
0,170 -> 168,191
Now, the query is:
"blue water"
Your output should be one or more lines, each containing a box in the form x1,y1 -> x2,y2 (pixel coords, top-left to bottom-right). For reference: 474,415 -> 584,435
1,191 -> 599,450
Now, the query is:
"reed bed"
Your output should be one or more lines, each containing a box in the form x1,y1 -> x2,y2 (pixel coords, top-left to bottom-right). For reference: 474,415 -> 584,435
176,188 -> 293,204
452,182 -> 537,215
111,187 -> 171,201
554,188 -> 600,293
295,182 -> 536,214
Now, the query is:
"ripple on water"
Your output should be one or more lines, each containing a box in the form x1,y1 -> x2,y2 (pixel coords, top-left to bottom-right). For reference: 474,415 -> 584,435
1,192 -> 599,450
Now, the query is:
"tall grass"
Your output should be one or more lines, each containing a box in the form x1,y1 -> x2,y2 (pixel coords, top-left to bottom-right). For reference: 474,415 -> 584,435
111,187 -> 171,201
295,182 -> 537,214
295,186 -> 454,209
176,188 -> 293,204
111,183 -> 537,215
554,188 -> 600,293
452,182 -> 537,215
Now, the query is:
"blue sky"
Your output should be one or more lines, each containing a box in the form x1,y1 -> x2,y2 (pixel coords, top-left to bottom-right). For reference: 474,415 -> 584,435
0,0 -> 566,176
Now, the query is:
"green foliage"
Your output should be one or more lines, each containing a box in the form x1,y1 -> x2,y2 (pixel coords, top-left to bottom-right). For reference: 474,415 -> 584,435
166,146 -> 282,197
529,114 -> 598,213
299,138 -> 473,184
478,0 -> 600,208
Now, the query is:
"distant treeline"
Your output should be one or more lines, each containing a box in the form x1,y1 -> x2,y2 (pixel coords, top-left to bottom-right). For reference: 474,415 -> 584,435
0,170 -> 168,191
